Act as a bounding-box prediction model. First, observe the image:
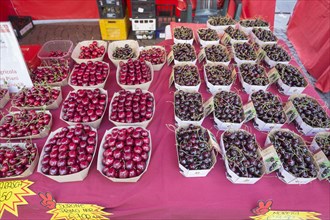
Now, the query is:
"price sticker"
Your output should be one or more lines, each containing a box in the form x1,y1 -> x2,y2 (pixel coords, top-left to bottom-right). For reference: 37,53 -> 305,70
267,67 -> 280,84
284,101 -> 298,123
221,32 -> 231,45
167,50 -> 174,65
261,145 -> 282,174
243,101 -> 256,122
203,96 -> 214,117
313,151 -> 330,180
208,130 -> 220,153
198,49 -> 206,63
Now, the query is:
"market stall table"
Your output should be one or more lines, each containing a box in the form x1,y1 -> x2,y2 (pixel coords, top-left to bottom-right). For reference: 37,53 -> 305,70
0,37 -> 329,219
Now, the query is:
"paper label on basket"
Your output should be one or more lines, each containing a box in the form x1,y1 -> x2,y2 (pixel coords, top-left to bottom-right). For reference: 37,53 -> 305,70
203,96 -> 214,117
198,49 -> 206,62
208,130 -> 220,153
313,151 -> 330,180
231,68 -> 237,79
261,145 -> 282,174
221,33 -> 231,45
284,101 -> 298,123
169,70 -> 174,88
256,47 -> 266,62
138,7 -> 144,13
0,180 -> 35,218
243,101 -> 256,122
267,68 -> 280,84
167,51 -> 174,65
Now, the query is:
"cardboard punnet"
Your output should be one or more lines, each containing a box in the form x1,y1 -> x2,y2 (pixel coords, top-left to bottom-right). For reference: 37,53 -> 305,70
116,61 -> 153,91
174,91 -> 204,127
0,89 -> 10,108
173,27 -> 194,45
173,63 -> 201,92
197,28 -> 220,47
108,40 -> 140,67
71,40 -> 108,64
0,143 -> 38,180
310,132 -> 330,154
265,129 -> 318,184
203,44 -> 231,66
250,30 -> 277,46
204,63 -> 235,95
263,45 -> 291,68
11,87 -> 62,110
37,126 -> 98,183
232,43 -> 257,65
0,110 -> 52,140
206,19 -> 236,35
140,46 -> 166,71
175,126 -> 217,177
60,88 -> 108,129
238,65 -> 270,94
31,66 -> 69,87
173,45 -> 197,66
238,22 -> 270,35
108,91 -> 155,128
97,126 -> 152,182
68,61 -> 110,90
220,129 -> 265,184
310,132 -> 330,180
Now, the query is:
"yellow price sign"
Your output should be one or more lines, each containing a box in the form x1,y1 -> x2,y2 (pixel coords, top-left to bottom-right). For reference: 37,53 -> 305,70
0,179 -> 35,218
251,211 -> 321,220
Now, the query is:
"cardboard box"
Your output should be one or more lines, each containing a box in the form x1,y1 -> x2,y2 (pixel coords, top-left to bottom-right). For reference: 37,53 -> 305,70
71,40 -> 108,64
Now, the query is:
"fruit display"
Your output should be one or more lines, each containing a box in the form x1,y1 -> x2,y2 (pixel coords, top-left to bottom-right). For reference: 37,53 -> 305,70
174,90 -> 204,126
139,46 -> 166,69
69,61 -> 109,88
239,18 -> 269,28
39,124 -> 97,181
233,42 -> 257,63
61,88 -> 107,128
268,130 -> 318,183
204,45 -> 230,64
0,142 -> 38,179
176,125 -> 215,176
214,91 -> 245,130
0,89 -> 9,108
251,90 -> 286,131
207,16 -> 236,26
252,28 -> 277,44
113,44 -> 136,60
275,64 -> 307,95
30,65 -> 70,86
109,89 -> 154,127
291,96 -> 330,134
173,26 -> 194,42
204,64 -> 234,93
173,43 -> 196,63
12,86 -> 61,109
224,26 -> 248,41
197,28 -> 219,44
263,44 -> 291,66
0,110 -> 52,139
173,64 -> 200,91
98,126 -> 151,181
239,63 -> 269,94
78,41 -> 105,59
221,129 -> 264,183
117,58 -> 152,90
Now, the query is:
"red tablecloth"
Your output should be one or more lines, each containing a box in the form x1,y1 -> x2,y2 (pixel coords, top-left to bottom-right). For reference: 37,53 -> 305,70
287,0 -> 330,93
1,39 -> 329,219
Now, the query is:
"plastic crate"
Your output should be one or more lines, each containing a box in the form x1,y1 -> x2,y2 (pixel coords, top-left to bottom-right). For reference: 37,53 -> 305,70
97,0 -> 126,18
131,1 -> 156,19
37,40 -> 73,66
99,13 -> 130,40
131,19 -> 156,31
8,16 -> 34,39
135,30 -> 155,40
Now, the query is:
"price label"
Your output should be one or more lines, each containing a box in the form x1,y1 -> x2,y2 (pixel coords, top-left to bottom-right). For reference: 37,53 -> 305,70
197,49 -> 206,63
256,47 -> 266,62
261,145 -> 282,174
221,32 -> 231,45
208,130 -> 220,153
243,101 -> 256,122
231,68 -> 237,80
167,50 -> 174,65
267,67 -> 280,84
313,151 -> 330,180
284,101 -> 298,123
203,96 -> 214,117
169,70 -> 174,88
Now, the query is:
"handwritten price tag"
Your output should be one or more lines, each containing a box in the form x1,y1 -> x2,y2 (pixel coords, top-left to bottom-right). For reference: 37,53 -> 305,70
251,211 -> 321,220
48,203 -> 111,220
0,180 -> 35,218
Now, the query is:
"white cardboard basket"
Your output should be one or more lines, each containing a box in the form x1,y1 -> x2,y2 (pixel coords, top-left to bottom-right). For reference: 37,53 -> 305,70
250,31 -> 277,46
71,40 -> 107,64
238,22 -> 270,35
173,27 -> 194,45
139,46 -> 166,71
173,63 -> 201,92
206,19 -> 236,35
204,63 -> 235,95
238,66 -> 270,94
277,77 -> 306,96
108,40 -> 140,67
197,28 -> 220,47
31,66 -> 69,87
232,43 -> 257,65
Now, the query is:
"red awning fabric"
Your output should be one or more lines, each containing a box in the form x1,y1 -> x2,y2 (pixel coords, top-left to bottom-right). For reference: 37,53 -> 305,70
287,0 -> 330,93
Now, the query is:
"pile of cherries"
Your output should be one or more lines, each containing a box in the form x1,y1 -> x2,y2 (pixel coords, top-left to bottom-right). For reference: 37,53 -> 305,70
110,89 -> 154,124
31,65 -> 70,85
240,63 -> 269,86
48,51 -> 67,57
292,96 -> 330,128
197,28 -> 219,41
315,134 -> 330,158
174,64 -> 200,86
113,44 -> 136,60
233,43 -> 257,61
139,47 -> 166,65
70,61 -> 109,87
251,90 -> 286,124
214,91 -> 244,123
240,18 -> 269,27
275,64 -> 307,88
0,142 -> 38,178
78,41 -> 105,59
101,127 -> 151,178
263,44 -> 290,62
174,90 -> 204,121
0,110 -> 51,138
205,65 -> 233,86
40,124 -> 96,176
222,130 -> 264,178
208,16 -> 236,26
118,58 -> 152,85
173,43 -> 196,62
174,26 -> 193,40
270,130 -> 317,178
176,125 -> 213,170
252,28 -> 277,42
225,26 -> 248,40
12,86 -> 61,108
205,45 -> 230,63
61,89 -> 107,123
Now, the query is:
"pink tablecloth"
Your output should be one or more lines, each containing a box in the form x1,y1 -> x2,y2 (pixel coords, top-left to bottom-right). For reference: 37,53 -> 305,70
1,39 -> 329,219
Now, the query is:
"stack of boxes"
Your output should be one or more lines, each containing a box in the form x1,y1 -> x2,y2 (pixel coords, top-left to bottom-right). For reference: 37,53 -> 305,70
130,0 -> 156,39
97,0 -> 130,40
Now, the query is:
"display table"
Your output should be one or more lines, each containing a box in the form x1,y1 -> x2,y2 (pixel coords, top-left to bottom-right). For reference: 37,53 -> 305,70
1,37 -> 329,219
